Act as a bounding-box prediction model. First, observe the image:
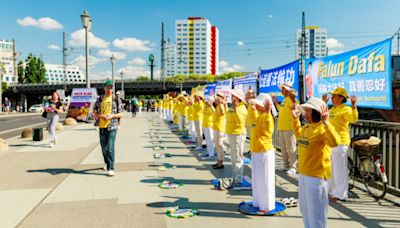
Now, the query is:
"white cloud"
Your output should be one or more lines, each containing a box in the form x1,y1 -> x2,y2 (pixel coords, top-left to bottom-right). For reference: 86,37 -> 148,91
97,49 -> 126,60
69,29 -> 109,49
219,60 -> 244,73
47,44 -> 61,50
268,14 -> 273,19
17,16 -> 63,30
237,41 -> 244,46
91,70 -> 112,80
128,57 -> 146,65
328,50 -> 344,56
326,38 -> 344,49
112,37 -> 152,51
71,55 -> 106,71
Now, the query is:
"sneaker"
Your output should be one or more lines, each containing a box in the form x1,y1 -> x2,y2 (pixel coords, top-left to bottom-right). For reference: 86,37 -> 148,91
102,164 -> 108,171
107,170 -> 115,177
286,168 -> 297,175
194,146 -> 203,150
49,143 -> 54,148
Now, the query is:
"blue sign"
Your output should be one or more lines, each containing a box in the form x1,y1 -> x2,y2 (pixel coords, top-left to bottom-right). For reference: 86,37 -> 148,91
234,72 -> 258,95
306,38 -> 392,110
259,60 -> 300,102
204,83 -> 216,98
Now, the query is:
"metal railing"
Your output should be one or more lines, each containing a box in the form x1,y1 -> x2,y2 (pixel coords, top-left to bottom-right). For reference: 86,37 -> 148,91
272,119 -> 400,195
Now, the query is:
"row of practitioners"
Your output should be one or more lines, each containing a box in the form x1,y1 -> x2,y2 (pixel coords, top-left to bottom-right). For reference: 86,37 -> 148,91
158,83 -> 358,228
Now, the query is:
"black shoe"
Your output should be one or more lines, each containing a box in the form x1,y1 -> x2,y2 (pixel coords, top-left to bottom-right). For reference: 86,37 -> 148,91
212,164 -> 224,169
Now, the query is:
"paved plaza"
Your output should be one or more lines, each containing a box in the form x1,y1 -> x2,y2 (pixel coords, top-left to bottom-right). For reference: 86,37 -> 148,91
0,112 -> 399,228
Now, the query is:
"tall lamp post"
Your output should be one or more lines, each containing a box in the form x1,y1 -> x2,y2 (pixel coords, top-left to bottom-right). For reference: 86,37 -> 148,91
80,10 -> 92,88
120,71 -> 124,98
110,55 -> 116,95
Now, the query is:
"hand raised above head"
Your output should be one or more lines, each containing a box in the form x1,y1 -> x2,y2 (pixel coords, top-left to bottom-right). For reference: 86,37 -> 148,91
322,94 -> 329,104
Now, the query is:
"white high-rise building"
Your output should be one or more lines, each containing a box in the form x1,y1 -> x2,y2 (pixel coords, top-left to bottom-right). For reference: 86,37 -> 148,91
0,39 -> 16,83
44,64 -> 85,84
296,26 -> 327,59
165,41 -> 177,77
174,17 -> 219,76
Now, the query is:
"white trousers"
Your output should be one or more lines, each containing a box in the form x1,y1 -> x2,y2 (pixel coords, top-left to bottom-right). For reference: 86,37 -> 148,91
188,121 -> 196,140
169,110 -> 174,121
203,127 -> 215,156
182,116 -> 189,137
251,151 -> 275,211
178,114 -> 183,131
159,108 -> 163,117
299,175 -> 329,228
328,145 -> 349,200
228,134 -> 246,184
214,130 -> 225,161
194,121 -> 203,147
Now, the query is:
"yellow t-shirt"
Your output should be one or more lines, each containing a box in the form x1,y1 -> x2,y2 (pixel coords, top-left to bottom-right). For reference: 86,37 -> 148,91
99,95 -> 112,128
192,100 -> 205,121
294,120 -> 341,179
329,104 -> 358,145
179,98 -> 189,117
250,112 -> 274,153
202,106 -> 214,128
226,102 -> 248,135
246,104 -> 259,127
277,97 -> 298,131
138,101 -> 143,107
213,104 -> 226,133
187,104 -> 194,121
163,99 -> 168,108
169,99 -> 174,110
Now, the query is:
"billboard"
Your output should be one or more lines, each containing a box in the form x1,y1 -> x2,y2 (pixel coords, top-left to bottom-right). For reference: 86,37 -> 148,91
305,38 -> 392,109
215,78 -> 233,103
259,60 -> 300,102
234,72 -> 258,95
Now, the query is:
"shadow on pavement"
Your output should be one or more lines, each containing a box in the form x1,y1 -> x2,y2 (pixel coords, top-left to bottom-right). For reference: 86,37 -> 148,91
27,167 -> 107,176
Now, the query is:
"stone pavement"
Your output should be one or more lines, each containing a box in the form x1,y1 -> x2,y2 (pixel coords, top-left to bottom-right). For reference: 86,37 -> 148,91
0,112 -> 399,228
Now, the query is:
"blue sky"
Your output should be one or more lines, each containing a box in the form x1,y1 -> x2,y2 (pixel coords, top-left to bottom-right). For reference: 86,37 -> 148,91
0,0 -> 399,79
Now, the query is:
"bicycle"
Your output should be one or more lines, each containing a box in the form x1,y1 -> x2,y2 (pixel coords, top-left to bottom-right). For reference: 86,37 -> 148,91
347,134 -> 388,200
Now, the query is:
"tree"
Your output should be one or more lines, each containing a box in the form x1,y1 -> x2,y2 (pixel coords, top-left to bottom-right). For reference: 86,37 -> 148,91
17,60 -> 25,83
136,76 -> 150,81
2,82 -> 8,92
23,54 -> 47,83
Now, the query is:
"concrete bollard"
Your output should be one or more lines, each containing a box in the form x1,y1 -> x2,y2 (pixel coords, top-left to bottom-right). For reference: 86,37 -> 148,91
64,118 -> 77,125
0,138 -> 9,151
21,128 -> 33,138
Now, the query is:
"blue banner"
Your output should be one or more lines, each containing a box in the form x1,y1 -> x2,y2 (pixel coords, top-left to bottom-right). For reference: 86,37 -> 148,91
306,38 -> 392,109
259,60 -> 300,102
204,83 -> 216,98
234,72 -> 258,95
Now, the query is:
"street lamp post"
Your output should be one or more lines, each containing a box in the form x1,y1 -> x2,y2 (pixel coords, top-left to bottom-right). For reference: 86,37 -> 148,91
110,55 -> 116,95
120,71 -> 124,96
80,10 -> 92,88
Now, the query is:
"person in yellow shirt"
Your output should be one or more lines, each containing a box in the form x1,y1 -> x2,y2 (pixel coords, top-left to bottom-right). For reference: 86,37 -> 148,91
248,93 -> 277,213
226,89 -> 248,188
163,95 -> 169,120
178,94 -> 190,137
212,92 -> 228,169
93,80 -> 123,177
272,82 -> 299,175
193,91 -> 206,149
201,96 -> 215,159
323,87 -> 358,201
292,97 -> 341,228
246,90 -> 257,138
173,98 -> 179,125
187,96 -> 196,141
158,99 -> 163,118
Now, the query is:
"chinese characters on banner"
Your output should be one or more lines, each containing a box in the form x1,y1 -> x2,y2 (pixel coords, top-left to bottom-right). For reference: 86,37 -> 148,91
306,38 -> 392,109
259,60 -> 300,102
233,72 -> 258,95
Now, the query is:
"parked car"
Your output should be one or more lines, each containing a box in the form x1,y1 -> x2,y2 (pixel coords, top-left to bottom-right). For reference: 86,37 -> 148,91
28,104 -> 44,113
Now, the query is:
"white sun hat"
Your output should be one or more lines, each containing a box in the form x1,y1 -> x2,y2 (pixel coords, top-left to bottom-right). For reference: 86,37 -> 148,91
249,93 -> 278,117
298,97 -> 326,114
230,89 -> 246,103
207,96 -> 215,103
